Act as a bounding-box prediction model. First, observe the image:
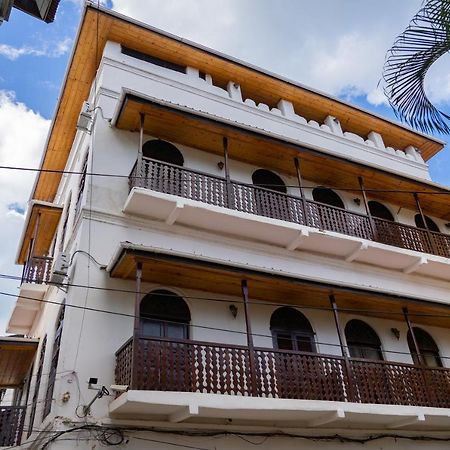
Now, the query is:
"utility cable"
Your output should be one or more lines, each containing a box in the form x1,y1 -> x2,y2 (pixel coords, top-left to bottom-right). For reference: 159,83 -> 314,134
2,288 -> 450,361
1,164 -> 450,195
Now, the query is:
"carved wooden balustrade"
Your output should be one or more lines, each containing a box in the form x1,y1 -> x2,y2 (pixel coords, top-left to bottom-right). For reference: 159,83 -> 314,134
22,256 -> 53,285
0,406 -> 25,446
129,158 -> 450,258
115,336 -> 450,408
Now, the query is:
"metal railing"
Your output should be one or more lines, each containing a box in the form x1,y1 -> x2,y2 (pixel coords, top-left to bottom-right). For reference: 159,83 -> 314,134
129,158 -> 450,258
0,406 -> 25,446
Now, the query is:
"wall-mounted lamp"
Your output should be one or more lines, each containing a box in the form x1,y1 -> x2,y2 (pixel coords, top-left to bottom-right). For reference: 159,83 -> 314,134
217,161 -> 224,170
391,328 -> 400,340
229,304 -> 238,318
353,198 -> 361,206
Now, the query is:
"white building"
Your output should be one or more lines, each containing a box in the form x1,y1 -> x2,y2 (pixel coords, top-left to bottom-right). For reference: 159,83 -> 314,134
2,4 -> 450,449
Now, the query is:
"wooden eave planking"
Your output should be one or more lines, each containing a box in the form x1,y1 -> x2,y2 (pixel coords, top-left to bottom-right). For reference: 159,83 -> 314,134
110,250 -> 450,329
32,6 -> 443,204
0,340 -> 38,388
18,204 -> 63,264
117,97 -> 450,220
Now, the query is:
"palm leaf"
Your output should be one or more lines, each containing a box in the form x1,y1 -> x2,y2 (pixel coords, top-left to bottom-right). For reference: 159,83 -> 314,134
383,0 -> 450,134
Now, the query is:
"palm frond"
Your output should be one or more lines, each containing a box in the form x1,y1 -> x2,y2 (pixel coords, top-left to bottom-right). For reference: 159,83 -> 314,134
383,0 -> 450,134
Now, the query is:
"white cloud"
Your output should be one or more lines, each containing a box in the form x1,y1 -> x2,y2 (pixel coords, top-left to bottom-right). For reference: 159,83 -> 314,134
0,91 -> 50,334
0,37 -> 72,61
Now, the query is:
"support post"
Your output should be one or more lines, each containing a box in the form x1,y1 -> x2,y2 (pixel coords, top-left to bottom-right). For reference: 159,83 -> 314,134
329,294 -> 356,402
136,113 -> 145,188
223,137 -> 234,208
294,157 -> 309,226
358,176 -> 377,240
403,307 -> 424,365
414,192 -> 438,255
241,280 -> 258,396
131,261 -> 143,390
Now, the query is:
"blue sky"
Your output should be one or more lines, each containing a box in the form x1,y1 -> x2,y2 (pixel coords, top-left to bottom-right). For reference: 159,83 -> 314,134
0,0 -> 449,333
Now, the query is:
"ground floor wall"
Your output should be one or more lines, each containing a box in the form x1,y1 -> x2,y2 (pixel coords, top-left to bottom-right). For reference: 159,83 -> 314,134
26,419 -> 450,450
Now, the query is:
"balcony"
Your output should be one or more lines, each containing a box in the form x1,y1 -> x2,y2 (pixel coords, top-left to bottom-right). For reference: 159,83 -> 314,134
7,257 -> 53,335
22,256 -> 53,285
116,336 -> 450,409
127,158 -> 450,260
0,406 -> 25,446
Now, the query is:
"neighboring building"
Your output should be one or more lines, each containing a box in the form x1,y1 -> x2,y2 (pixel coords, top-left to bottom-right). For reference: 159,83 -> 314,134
0,0 -> 59,24
3,3 -> 450,449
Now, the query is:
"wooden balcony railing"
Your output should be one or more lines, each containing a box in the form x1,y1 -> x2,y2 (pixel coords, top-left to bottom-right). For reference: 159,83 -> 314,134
0,406 -> 25,446
22,256 -> 53,285
129,158 -> 450,258
116,336 -> 450,408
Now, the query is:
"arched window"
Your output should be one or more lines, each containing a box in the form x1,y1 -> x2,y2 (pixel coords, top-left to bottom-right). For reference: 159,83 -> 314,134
252,169 -> 287,194
407,327 -> 442,367
270,307 -> 316,352
142,139 -> 184,166
369,201 -> 395,221
345,319 -> 383,360
312,187 -> 345,209
140,290 -> 191,339
414,214 -> 440,232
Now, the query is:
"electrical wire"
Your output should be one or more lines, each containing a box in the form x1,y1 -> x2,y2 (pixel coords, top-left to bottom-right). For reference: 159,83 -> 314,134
2,271 -> 450,320
1,164 -> 450,195
2,287 -> 450,361
9,423 -> 450,450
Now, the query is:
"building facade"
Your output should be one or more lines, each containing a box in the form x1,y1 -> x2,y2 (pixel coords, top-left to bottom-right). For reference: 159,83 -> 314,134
2,4 -> 450,449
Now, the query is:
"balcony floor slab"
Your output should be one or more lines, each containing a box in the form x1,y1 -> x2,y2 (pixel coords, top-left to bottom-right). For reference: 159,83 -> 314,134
123,187 -> 450,281
6,283 -> 47,335
110,390 -> 450,431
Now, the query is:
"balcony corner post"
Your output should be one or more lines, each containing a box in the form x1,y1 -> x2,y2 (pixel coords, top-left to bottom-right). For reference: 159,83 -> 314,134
136,113 -> 145,189
223,137 -> 234,209
414,192 -> 438,255
294,157 -> 309,227
358,176 -> 377,240
329,294 -> 357,402
402,307 -> 424,366
241,279 -> 258,396
130,260 -> 143,390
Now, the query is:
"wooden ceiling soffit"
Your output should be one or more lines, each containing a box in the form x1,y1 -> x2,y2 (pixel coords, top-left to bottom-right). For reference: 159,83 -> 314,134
110,249 -> 450,329
117,95 -> 450,220
17,202 -> 63,265
0,338 -> 39,388
31,5 -> 443,204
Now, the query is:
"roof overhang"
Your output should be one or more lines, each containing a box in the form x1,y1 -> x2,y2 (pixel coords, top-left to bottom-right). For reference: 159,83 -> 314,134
13,0 -> 60,23
115,94 -> 450,220
31,4 -> 444,204
108,243 -> 450,329
16,201 -> 62,264
0,336 -> 39,388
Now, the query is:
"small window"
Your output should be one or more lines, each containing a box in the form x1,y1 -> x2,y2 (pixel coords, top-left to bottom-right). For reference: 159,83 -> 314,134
121,46 -> 186,74
345,319 -> 383,360
58,195 -> 71,252
252,169 -> 286,194
74,151 -> 88,218
368,201 -> 394,221
28,336 -> 47,437
407,327 -> 442,367
270,307 -> 316,352
140,290 -> 191,339
142,140 -> 184,166
414,214 -> 440,232
43,303 -> 65,419
312,187 -> 345,209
